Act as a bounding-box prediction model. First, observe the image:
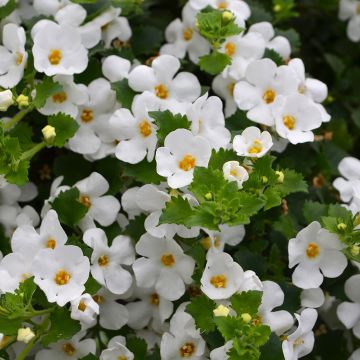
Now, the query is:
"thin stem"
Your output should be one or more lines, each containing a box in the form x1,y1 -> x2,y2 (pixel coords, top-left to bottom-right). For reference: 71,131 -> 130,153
3,108 -> 31,131
15,334 -> 39,360
20,141 -> 46,161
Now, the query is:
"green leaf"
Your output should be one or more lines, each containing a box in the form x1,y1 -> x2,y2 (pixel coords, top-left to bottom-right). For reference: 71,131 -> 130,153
84,276 -> 101,295
48,113 -> 79,147
214,316 -> 240,341
126,338 -> 148,360
33,77 -> 63,109
5,160 -> 29,185
274,169 -> 308,196
230,291 -> 262,317
0,0 -> 16,20
0,317 -> 23,335
41,307 -> 81,346
123,159 -> 163,184
79,355 -> 97,360
149,110 -> 191,144
186,295 -> 217,332
303,201 -> 328,223
111,79 -> 137,110
208,148 -> 238,170
51,188 -> 89,227
263,49 -> 283,66
259,333 -> 283,360
131,25 -> 164,55
123,214 -> 147,242
199,51 -> 232,75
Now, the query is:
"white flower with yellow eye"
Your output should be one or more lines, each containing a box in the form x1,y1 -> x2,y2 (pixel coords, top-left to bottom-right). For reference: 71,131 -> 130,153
100,336 -> 134,360
339,0 -> 360,42
233,126 -> 273,158
233,58 -> 298,126
223,161 -> 249,189
0,24 -> 27,88
38,75 -> 88,118
70,293 -> 99,326
288,221 -> 348,289
133,233 -> 195,301
128,54 -> 201,108
110,92 -> 159,164
32,20 -> 88,76
201,251 -> 244,300
212,72 -> 238,117
156,128 -> 211,189
31,245 -> 90,306
83,228 -> 134,295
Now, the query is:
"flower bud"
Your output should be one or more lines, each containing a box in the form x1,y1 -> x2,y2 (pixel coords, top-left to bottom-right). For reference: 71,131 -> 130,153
261,176 -> 268,184
0,89 -> 14,111
205,192 -> 213,200
241,313 -> 252,323
275,170 -> 284,183
17,328 -> 35,343
337,223 -> 347,231
42,125 -> 56,144
351,244 -> 360,257
222,10 -> 233,23
17,94 -> 29,108
213,304 -> 230,317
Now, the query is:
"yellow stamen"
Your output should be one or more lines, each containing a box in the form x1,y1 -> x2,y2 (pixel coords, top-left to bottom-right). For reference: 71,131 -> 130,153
48,49 -> 62,65
283,115 -> 296,130
183,27 -> 193,41
78,301 -> 87,312
98,255 -> 110,267
150,293 -> 160,306
52,92 -> 67,104
155,84 -> 168,99
225,42 -> 236,57
79,195 -> 91,208
161,253 -> 175,267
210,274 -> 227,288
15,52 -> 24,66
179,154 -> 196,171
263,89 -> 276,104
80,109 -> 94,123
139,120 -> 152,137
46,238 -> 56,249
248,140 -> 263,154
54,269 -> 71,285
62,343 -> 76,355
179,342 -> 196,357
306,242 -> 320,259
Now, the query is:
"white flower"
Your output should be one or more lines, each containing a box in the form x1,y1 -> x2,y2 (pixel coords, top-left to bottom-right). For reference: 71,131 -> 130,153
128,55 -> 201,107
102,55 -> 131,82
125,285 -> 173,330
70,293 -> 99,326
350,348 -> 360,360
259,281 -> 294,335
273,94 -> 323,144
35,332 -> 96,360
233,126 -> 273,158
160,5 -> 211,63
0,24 -> 27,88
339,0 -> 360,42
212,72 -> 238,117
337,274 -> 360,339
156,128 -> 211,189
93,288 -> 129,330
210,341 -> 233,360
133,233 -> 195,301
32,20 -> 88,76
282,308 -> 318,360
83,228 -> 134,295
300,288 -> 325,309
32,245 -> 90,306
189,0 -> 251,27
38,75 -> 88,117
234,58 -> 298,126
110,92 -> 159,164
187,93 -> 231,150
0,90 -> 13,111
201,252 -> 244,300
74,172 -> 121,229
160,308 -> 206,360
100,336 -> 134,360
11,209 -> 67,256
223,161 -> 249,189
33,0 -> 67,16
288,221 -> 348,289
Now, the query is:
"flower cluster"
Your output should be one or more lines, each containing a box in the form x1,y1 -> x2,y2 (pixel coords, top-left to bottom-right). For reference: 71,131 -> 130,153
0,0 -> 358,360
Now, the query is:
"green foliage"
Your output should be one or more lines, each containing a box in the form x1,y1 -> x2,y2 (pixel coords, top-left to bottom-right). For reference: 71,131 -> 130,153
262,49 -> 283,66
230,291 -> 262,317
33,77 -> 63,109
126,337 -> 148,359
199,51 -> 232,75
41,307 -> 81,346
186,295 -> 217,332
149,110 -> 191,144
48,113 -> 79,147
0,0 -> 16,20
122,159 -> 163,184
111,79 -> 137,109
51,188 -> 89,227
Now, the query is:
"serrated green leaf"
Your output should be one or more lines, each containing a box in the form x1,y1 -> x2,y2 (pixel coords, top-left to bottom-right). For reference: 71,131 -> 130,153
123,159 -> 163,184
186,295 -> 217,332
33,77 -> 63,109
208,148 -> 238,170
199,51 -> 232,75
111,79 -> 137,110
230,291 -> 262,317
127,337 -> 147,360
48,113 -> 79,147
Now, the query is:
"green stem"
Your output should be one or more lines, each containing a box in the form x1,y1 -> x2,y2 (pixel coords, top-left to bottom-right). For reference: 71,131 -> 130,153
3,108 -> 31,131
20,141 -> 46,161
22,308 -> 54,319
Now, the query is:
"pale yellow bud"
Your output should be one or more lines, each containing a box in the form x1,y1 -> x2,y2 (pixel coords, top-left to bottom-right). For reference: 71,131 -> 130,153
337,223 -> 347,231
17,328 -> 35,343
222,10 -> 233,23
213,304 -> 230,317
261,176 -> 268,184
205,192 -> 213,200
275,170 -> 284,183
241,313 -> 252,323
42,125 -> 56,144
351,245 -> 360,256
16,94 -> 29,108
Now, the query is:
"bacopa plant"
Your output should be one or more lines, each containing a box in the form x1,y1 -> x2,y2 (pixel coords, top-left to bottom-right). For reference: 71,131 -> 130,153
0,0 -> 360,359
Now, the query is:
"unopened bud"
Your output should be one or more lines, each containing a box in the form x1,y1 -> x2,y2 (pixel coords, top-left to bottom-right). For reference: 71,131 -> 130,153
337,223 -> 347,231
222,10 -> 233,23
213,304 -> 230,317
351,245 -> 360,256
17,328 -> 35,344
241,313 -> 252,323
169,189 -> 179,197
17,94 -> 29,108
42,125 -> 56,144
273,4 -> 282,12
0,89 -> 13,111
261,176 -> 268,184
205,192 -> 212,200
275,171 -> 284,183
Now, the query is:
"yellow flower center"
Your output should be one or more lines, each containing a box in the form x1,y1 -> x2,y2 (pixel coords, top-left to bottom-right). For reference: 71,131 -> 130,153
155,84 -> 169,99
80,108 -> 94,123
118,356 -> 128,360
263,89 -> 276,104
298,85 -> 306,94
230,168 -> 238,177
210,274 -> 227,288
15,52 -> 24,66
179,154 -> 196,171
48,49 -> 62,65
179,342 -> 196,357
92,295 -> 104,304
98,255 -> 110,267
54,269 -> 71,285
294,338 -> 305,346
183,27 -> 193,41
306,242 -> 320,259
228,82 -> 235,96
78,301 -> 87,312
283,115 -> 296,130
62,343 -> 76,356
139,120 -> 152,137
52,92 -> 68,104
225,42 -> 236,57
218,1 -> 228,9
79,195 -> 91,208
248,140 -> 263,154
46,238 -> 57,249
150,293 -> 160,306
200,237 -> 212,250
161,253 -> 175,267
